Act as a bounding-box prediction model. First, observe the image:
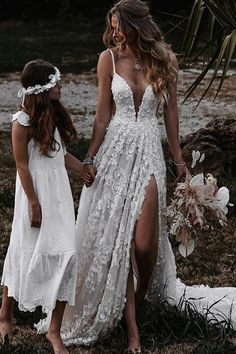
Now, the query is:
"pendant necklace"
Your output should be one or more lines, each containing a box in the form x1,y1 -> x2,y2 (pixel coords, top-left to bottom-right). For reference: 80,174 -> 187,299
134,57 -> 142,71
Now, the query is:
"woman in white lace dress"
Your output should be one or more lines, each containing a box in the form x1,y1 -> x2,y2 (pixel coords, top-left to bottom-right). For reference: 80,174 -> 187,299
0,59 -> 85,354
57,0 -> 236,352
58,0 -> 184,352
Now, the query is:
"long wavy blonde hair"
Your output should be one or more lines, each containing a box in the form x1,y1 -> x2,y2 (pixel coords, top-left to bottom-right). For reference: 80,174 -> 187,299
103,0 -> 177,105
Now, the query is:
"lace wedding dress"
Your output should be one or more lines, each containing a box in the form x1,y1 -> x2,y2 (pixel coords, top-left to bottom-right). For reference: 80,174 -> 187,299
36,49 -> 236,344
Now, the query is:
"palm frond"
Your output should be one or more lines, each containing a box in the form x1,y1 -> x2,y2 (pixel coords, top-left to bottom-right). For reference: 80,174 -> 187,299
204,0 -> 236,28
215,29 -> 236,98
182,0 -> 205,60
182,47 -> 221,105
182,0 -> 236,104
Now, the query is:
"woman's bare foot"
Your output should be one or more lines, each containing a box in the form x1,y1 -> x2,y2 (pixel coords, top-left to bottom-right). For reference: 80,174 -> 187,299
126,338 -> 142,353
46,331 -> 69,354
0,318 -> 14,345
127,322 -> 141,353
128,339 -> 141,353
127,345 -> 142,353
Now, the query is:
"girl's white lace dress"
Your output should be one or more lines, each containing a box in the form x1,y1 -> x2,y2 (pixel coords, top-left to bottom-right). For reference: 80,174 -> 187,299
36,49 -> 236,344
1,111 -> 78,313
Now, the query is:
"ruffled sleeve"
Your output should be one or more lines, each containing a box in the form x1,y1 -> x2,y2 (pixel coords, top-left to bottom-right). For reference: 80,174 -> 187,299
12,111 -> 31,126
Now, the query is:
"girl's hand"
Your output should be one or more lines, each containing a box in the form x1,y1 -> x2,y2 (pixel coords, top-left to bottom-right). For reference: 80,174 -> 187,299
30,202 -> 42,228
83,164 -> 97,187
175,163 -> 186,183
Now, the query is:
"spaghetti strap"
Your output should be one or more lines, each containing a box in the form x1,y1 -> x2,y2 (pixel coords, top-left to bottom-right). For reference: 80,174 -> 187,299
108,48 -> 116,75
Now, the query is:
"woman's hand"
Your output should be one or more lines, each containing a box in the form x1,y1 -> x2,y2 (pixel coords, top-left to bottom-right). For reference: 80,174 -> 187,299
82,164 -> 97,187
175,163 -> 186,182
30,201 -> 42,228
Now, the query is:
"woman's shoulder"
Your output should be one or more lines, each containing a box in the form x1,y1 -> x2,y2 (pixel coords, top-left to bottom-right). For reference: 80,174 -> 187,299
97,49 -> 114,76
12,111 -> 31,127
98,48 -> 114,63
99,47 -> 120,60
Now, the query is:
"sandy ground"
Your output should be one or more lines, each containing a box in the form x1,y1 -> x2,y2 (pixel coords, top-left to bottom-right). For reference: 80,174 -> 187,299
0,68 -> 235,139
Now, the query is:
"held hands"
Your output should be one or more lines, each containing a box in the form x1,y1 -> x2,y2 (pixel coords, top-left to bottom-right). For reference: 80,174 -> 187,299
82,154 -> 97,187
83,164 -> 97,187
30,201 -> 42,228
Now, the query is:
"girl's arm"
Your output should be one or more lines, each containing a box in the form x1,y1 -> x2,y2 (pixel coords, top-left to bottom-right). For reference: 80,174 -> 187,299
83,50 -> 113,186
64,153 -> 83,174
65,153 -> 92,185
163,54 -> 185,181
12,121 -> 42,227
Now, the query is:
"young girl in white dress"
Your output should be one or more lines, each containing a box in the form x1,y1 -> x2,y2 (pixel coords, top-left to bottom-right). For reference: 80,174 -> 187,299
0,59 -> 85,354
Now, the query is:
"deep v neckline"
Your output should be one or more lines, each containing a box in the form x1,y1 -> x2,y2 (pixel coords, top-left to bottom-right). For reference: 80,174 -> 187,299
113,73 -> 151,119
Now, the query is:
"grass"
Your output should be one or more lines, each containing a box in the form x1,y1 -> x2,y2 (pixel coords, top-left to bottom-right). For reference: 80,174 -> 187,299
0,18 -> 104,74
0,130 -> 235,353
0,14 -> 187,76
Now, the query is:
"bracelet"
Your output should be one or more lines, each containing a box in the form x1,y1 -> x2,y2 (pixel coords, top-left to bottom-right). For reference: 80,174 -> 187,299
86,153 -> 94,160
173,161 -> 186,166
83,160 -> 94,166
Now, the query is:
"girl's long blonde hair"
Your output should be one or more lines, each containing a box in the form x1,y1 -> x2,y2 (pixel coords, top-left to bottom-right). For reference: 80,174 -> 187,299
103,0 -> 177,105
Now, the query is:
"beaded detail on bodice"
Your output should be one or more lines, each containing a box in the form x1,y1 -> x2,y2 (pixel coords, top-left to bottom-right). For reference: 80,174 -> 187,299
111,73 -> 157,121
108,47 -> 159,122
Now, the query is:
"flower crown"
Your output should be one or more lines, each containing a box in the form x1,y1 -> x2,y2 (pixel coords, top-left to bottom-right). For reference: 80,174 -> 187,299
17,66 -> 61,98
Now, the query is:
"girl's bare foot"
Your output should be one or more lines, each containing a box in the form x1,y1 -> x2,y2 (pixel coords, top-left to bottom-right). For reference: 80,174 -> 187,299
0,319 -> 14,345
46,331 -> 69,354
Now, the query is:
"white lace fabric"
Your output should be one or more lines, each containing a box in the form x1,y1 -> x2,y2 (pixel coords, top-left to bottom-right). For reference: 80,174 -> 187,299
58,50 -> 177,345
36,49 -> 236,343
1,111 -> 78,313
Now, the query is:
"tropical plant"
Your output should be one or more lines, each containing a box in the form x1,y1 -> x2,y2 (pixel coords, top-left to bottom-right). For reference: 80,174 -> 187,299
181,0 -> 236,105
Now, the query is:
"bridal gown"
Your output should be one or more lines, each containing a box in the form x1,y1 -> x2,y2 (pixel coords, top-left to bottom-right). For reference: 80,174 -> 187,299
36,49 -> 236,344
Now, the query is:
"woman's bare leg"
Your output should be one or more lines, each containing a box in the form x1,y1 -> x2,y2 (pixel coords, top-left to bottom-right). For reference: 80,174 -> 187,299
134,176 -> 158,303
124,268 -> 141,352
0,286 -> 14,344
124,176 -> 158,351
46,301 -> 69,354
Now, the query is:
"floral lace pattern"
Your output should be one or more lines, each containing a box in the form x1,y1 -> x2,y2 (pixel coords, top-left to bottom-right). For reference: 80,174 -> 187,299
60,72 -> 177,346
36,59 -> 236,342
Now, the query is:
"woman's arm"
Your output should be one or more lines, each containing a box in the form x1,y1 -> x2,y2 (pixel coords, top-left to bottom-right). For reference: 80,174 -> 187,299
163,54 -> 185,181
83,49 -> 113,186
87,49 -> 113,156
12,121 -> 42,227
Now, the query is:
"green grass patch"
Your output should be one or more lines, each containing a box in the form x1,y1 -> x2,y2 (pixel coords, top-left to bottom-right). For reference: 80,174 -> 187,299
0,18 -> 104,74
